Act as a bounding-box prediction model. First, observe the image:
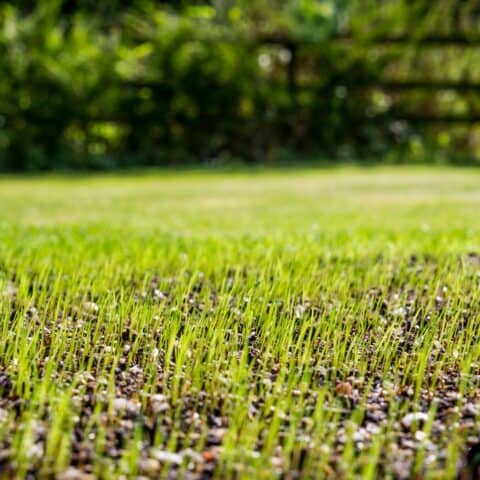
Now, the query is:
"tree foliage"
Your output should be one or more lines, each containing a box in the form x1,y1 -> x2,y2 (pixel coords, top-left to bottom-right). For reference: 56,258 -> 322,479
1,0 -> 479,170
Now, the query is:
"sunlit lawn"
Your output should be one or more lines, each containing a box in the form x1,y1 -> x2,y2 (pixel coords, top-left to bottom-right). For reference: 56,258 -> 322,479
0,166 -> 479,479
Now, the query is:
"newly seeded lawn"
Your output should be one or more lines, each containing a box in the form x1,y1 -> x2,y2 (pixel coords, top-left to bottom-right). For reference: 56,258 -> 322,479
0,167 -> 480,479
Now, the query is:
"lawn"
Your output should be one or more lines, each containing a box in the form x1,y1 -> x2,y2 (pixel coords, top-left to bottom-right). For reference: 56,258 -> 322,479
0,166 -> 480,479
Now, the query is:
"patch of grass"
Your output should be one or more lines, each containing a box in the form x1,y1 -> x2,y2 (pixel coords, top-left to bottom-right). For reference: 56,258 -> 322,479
0,166 -> 480,479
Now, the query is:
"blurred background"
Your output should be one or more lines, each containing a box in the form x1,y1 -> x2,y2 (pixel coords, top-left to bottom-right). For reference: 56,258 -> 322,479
1,0 -> 480,171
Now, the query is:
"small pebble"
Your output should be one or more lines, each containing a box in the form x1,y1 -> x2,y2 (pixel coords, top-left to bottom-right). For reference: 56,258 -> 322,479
150,449 -> 183,465
57,467 -> 95,480
401,412 -> 428,430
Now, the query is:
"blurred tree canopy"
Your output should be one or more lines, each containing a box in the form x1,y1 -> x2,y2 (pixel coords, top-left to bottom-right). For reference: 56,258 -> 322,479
1,0 -> 480,170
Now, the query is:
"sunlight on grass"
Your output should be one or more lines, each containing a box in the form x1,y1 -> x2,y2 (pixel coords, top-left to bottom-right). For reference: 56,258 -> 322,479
0,167 -> 479,478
